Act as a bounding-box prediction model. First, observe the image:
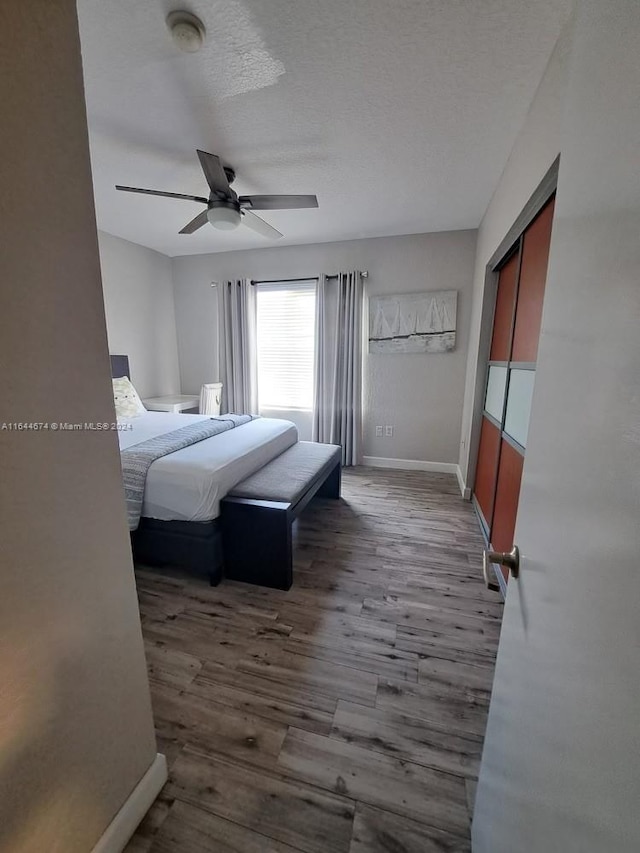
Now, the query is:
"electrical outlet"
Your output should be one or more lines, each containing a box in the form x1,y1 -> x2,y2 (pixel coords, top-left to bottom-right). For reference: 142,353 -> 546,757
385,425 -> 393,437
375,425 -> 383,437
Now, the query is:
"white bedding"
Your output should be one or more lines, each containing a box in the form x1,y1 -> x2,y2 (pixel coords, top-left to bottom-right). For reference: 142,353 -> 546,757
118,412 -> 297,522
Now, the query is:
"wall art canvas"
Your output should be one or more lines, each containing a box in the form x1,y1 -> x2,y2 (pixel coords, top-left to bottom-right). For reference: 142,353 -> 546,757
369,289 -> 457,353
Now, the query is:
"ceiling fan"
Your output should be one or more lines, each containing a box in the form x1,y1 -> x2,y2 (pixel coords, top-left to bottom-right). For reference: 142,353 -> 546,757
116,150 -> 318,239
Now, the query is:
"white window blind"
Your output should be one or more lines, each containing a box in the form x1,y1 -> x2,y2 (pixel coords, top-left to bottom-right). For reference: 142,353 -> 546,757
256,280 -> 317,411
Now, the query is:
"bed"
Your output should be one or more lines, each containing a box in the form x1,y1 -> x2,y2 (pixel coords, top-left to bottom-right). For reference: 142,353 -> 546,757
111,355 -> 298,583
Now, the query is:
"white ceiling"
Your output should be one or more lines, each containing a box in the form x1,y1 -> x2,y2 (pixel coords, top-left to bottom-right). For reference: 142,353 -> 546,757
77,0 -> 570,257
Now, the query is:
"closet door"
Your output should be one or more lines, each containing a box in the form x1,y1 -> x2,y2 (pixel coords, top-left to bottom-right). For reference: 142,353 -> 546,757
473,198 -> 555,583
474,250 -> 519,533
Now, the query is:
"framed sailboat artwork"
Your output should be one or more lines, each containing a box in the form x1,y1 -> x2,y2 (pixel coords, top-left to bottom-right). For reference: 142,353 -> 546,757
368,290 -> 457,353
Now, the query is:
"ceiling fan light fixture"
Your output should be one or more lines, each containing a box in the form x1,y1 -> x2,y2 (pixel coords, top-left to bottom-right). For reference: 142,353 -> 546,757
116,149 -> 318,238
166,11 -> 206,53
207,204 -> 241,231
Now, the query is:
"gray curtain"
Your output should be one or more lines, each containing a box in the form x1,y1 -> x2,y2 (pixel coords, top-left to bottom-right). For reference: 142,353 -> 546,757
219,279 -> 258,415
312,271 -> 364,466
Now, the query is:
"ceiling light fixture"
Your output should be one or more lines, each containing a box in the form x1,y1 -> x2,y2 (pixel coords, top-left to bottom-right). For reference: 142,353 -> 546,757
207,202 -> 241,231
166,10 -> 206,53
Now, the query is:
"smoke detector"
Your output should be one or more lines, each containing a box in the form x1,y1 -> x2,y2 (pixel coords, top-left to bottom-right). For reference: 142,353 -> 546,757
167,11 -> 206,53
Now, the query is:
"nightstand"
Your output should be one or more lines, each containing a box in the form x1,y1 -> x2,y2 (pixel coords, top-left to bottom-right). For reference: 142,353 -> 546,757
143,395 -> 200,414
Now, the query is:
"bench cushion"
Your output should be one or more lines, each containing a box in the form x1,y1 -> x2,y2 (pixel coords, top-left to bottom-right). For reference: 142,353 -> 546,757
228,441 -> 341,504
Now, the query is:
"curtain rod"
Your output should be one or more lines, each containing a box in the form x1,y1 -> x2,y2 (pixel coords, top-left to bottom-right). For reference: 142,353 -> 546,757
211,272 -> 369,287
250,276 -> 317,285
250,271 -> 369,285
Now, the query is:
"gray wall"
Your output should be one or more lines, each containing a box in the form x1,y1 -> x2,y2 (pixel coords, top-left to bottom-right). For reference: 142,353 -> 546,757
98,230 -> 181,398
0,2 -> 157,851
473,2 -> 640,849
172,231 -> 477,463
458,22 -> 571,486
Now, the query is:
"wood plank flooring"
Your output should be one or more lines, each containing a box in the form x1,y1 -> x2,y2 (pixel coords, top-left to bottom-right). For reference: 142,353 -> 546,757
126,467 -> 502,853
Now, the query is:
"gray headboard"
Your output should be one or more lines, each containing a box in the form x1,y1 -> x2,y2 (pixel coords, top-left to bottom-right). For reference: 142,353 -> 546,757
110,354 -> 130,379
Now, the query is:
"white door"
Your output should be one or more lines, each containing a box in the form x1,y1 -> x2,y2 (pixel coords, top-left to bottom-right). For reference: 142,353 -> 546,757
473,2 -> 640,851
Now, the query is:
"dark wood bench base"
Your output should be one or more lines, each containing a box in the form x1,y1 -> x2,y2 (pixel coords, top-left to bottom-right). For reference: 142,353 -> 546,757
222,457 -> 341,590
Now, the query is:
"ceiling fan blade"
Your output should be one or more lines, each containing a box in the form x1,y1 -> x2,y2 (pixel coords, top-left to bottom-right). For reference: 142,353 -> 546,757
116,185 -> 208,203
241,210 -> 283,240
179,209 -> 209,234
239,194 -> 318,211
197,150 -> 231,197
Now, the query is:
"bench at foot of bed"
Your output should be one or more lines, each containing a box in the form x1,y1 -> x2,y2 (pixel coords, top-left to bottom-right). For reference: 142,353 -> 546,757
221,441 -> 342,590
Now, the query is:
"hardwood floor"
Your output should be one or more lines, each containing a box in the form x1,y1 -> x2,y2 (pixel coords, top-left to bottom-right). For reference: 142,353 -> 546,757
126,467 -> 503,853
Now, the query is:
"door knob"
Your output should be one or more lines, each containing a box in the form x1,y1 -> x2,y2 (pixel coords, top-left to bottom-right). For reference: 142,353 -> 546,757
482,545 -> 520,590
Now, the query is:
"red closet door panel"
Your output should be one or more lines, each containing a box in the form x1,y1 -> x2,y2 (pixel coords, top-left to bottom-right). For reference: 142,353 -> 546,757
512,198 -> 555,362
474,417 -> 501,526
492,440 -> 524,580
490,251 -> 519,362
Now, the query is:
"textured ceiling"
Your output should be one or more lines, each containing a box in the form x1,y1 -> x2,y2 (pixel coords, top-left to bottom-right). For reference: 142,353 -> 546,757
77,0 -> 570,257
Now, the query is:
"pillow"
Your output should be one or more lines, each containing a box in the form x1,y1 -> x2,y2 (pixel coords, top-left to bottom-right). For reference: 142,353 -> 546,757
112,376 -> 146,418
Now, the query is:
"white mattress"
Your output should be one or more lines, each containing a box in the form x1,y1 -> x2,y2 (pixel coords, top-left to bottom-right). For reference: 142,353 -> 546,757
118,412 -> 298,522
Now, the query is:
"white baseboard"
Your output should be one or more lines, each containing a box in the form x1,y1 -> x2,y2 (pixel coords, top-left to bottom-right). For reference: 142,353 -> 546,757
362,456 -> 471,500
455,466 -> 472,500
91,753 -> 167,853
362,456 -> 457,474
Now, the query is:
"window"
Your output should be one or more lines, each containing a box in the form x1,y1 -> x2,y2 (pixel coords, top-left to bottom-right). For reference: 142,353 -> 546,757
256,280 -> 317,411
